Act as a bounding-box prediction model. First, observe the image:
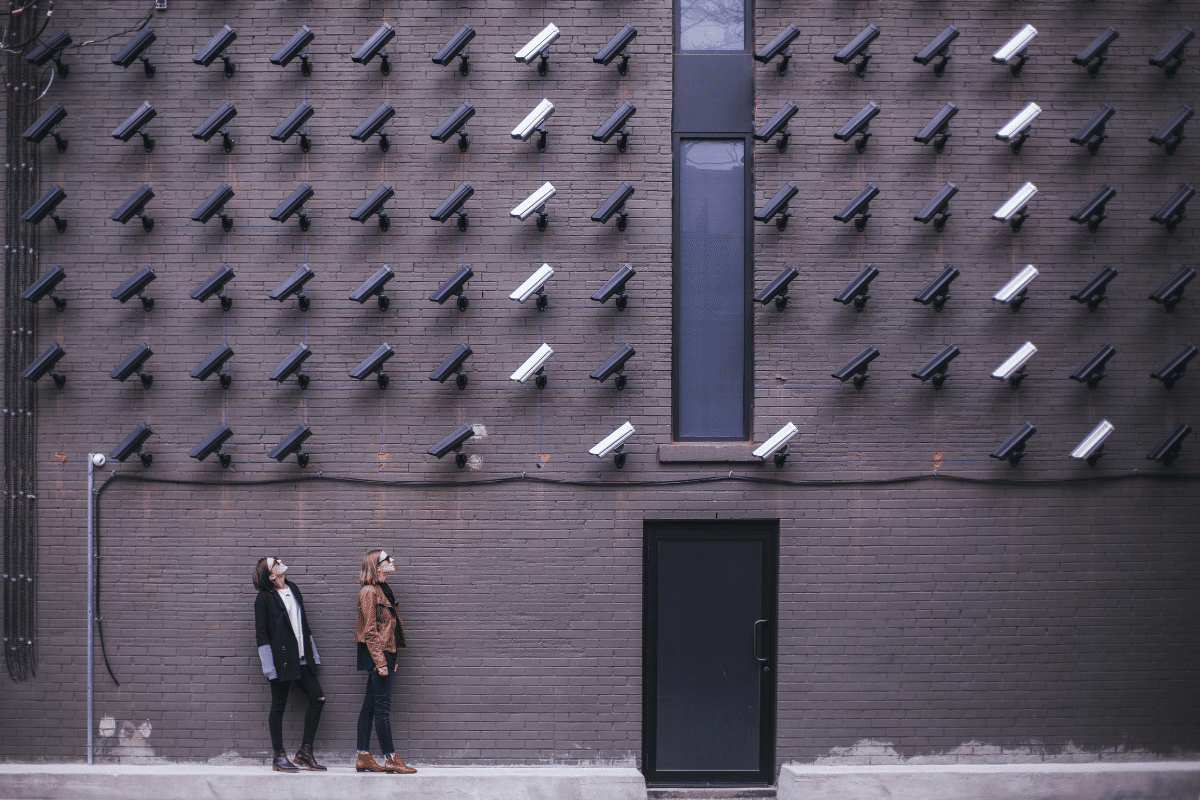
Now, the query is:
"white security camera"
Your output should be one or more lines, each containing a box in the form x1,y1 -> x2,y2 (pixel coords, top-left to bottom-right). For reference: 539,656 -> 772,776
511,264 -> 555,307
516,23 -> 561,73
590,421 -> 635,467
1070,420 -> 1114,465
510,343 -> 554,386
91,453 -> 107,467
992,342 -> 1037,387
752,422 -> 798,467
511,182 -> 556,224
993,182 -> 1037,230
993,265 -> 1039,310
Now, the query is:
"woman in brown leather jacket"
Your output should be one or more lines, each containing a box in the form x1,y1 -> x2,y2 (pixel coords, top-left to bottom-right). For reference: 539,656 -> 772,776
353,549 -> 417,774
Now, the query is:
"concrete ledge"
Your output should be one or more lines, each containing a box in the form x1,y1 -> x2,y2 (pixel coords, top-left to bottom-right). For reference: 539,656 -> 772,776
779,761 -> 1200,800
657,443 -> 758,463
0,765 -> 647,800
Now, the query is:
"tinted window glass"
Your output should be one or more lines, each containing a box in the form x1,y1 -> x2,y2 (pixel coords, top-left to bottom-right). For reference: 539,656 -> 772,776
679,0 -> 745,51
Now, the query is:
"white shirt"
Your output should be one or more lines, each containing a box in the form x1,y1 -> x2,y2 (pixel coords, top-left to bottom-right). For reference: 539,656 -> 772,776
276,586 -> 305,660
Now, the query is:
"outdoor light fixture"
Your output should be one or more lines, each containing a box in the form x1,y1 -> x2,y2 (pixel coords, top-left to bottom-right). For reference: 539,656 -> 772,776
992,422 -> 1036,466
349,343 -> 395,388
515,23 -> 560,75
271,102 -> 315,152
755,24 -> 800,74
1150,27 -> 1194,77
755,102 -> 799,151
269,424 -> 311,467
592,264 -> 636,309
111,101 -> 157,151
512,99 -> 555,151
914,25 -> 959,75
269,265 -> 315,310
993,182 -> 1037,231
271,182 -> 314,230
189,423 -> 233,468
914,182 -> 958,230
22,265 -> 67,311
1071,420 -> 1113,465
21,343 -> 67,388
431,102 -> 475,151
1150,105 -> 1193,154
269,343 -> 312,388
1074,27 -> 1118,76
190,343 -> 234,388
992,342 -> 1037,388
352,23 -> 395,74
511,343 -> 554,388
431,266 -> 473,310
511,263 -> 554,308
350,183 -> 394,230
835,265 -> 879,311
755,182 -> 799,230
996,102 -> 1041,153
834,183 -> 879,230
993,24 -> 1037,75
192,183 -> 235,230
1149,266 -> 1196,312
915,102 -> 958,152
596,24 -> 637,74
23,102 -> 68,152
993,264 -> 1038,311
429,343 -> 473,389
593,102 -> 636,151
590,343 -> 636,389
1072,265 -> 1118,311
914,265 -> 960,311
752,422 -> 798,467
511,182 -> 556,230
110,423 -> 154,467
351,102 -> 395,151
112,185 -> 156,231
433,24 -> 475,74
912,344 -> 960,389
349,265 -> 394,310
592,182 -> 635,230
429,183 -> 474,231
193,101 -> 237,151
271,26 -> 314,76
835,102 -> 880,151
26,28 -> 72,76
113,28 -> 157,77
191,264 -> 235,310
1070,344 -> 1116,389
110,343 -> 154,388
1151,184 -> 1194,232
834,24 -> 880,77
111,265 -> 156,310
590,422 -> 635,468
1151,344 -> 1197,389
194,25 -> 237,76
1148,423 -> 1191,466
427,423 -> 473,467
833,346 -> 880,389
1070,184 -> 1116,231
754,264 -> 799,310
22,185 -> 68,232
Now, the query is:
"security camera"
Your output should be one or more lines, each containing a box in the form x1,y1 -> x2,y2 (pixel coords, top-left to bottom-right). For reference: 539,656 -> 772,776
1150,27 -> 1194,77
189,423 -> 233,468
1149,266 -> 1196,312
590,421 -> 635,467
1071,104 -> 1115,154
512,99 -> 556,151
993,182 -> 1037,231
593,264 -> 636,309
992,341 -> 1037,388
22,185 -> 68,232
110,423 -> 154,467
270,182 -> 314,230
511,182 -> 556,230
271,26 -> 315,76
1074,26 -> 1118,76
193,101 -> 237,151
113,28 -> 157,77
511,263 -> 555,308
22,265 -> 67,311
992,24 -> 1037,75
1071,420 -> 1114,466
91,453 -> 107,468
755,24 -> 800,74
1150,105 -> 1193,155
914,25 -> 959,75
111,101 -> 158,151
996,102 -> 1041,153
834,23 -> 880,77
755,182 -> 799,230
1072,265 -> 1118,312
433,24 -> 476,74
991,422 -> 1037,467
1152,344 -> 1197,389
834,183 -> 879,230
429,343 -> 473,389
832,346 -> 879,389
271,102 -> 315,152
755,102 -> 799,151
754,264 -> 799,310
1148,422 -> 1191,466
112,184 -> 156,231
269,265 -> 315,310
511,343 -> 554,388
430,266 -> 473,310
349,343 -> 395,388
1151,183 -> 1195,232
834,264 -> 879,311
192,183 -> 235,230
1069,184 -> 1115,232
111,265 -> 156,310
431,102 -> 475,152
194,25 -> 237,77
912,344 -> 960,389
427,423 -> 474,467
350,183 -> 395,230
593,102 -> 636,151
914,182 -> 958,230
21,343 -> 67,388
592,182 -> 635,230
1070,344 -> 1117,389
190,264 -> 235,310
834,102 -> 880,151
516,23 -> 560,75
430,182 -> 474,231
752,422 -> 798,467
269,343 -> 312,388
268,424 -> 312,467
914,265 -> 960,311
915,102 -> 958,152
190,343 -> 234,388
349,265 -> 395,310
26,28 -> 72,77
109,343 -> 154,388
993,264 -> 1039,311
23,102 -> 69,152
595,24 -> 638,74
590,343 -> 636,389
351,102 -> 396,152
353,23 -> 395,74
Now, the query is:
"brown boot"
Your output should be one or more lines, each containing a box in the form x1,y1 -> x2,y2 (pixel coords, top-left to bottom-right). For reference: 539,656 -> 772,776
272,750 -> 300,772
355,752 -> 385,773
294,742 -> 327,771
383,754 -> 417,774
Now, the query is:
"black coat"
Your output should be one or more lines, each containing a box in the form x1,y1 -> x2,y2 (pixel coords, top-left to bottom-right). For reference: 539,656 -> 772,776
254,580 -> 320,682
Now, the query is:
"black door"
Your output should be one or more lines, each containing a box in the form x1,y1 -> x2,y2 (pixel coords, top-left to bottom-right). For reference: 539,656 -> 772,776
643,520 -> 777,785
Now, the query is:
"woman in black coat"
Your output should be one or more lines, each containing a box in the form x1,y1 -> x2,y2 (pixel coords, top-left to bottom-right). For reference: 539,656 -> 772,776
253,557 -> 326,772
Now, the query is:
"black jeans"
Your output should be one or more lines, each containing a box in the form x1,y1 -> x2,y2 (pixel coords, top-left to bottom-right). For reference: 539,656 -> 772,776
356,665 -> 395,755
268,662 -> 324,752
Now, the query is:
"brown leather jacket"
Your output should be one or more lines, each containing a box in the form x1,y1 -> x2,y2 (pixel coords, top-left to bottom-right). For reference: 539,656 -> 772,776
355,584 -> 404,670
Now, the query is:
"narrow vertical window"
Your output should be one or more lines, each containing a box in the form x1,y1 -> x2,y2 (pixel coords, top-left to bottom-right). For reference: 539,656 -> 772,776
679,0 -> 746,51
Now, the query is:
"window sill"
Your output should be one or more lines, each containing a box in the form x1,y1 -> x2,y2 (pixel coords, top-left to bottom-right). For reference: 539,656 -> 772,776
657,442 -> 758,463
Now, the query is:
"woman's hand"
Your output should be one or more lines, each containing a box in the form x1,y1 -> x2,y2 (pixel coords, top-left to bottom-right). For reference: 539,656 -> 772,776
376,665 -> 388,676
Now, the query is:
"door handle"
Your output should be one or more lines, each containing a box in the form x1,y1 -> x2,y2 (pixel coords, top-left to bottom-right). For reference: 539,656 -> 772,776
752,619 -> 768,663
